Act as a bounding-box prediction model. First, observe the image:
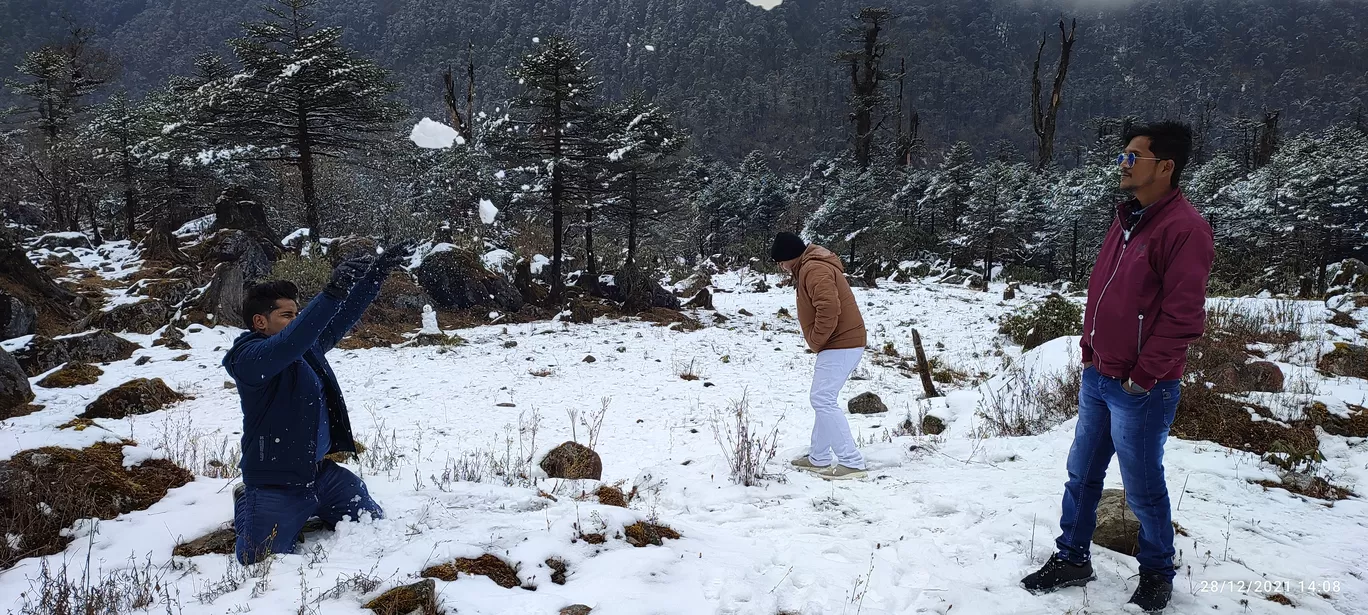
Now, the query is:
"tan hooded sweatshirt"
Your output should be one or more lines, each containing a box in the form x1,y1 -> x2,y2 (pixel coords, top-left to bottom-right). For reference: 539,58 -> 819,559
794,245 -> 867,353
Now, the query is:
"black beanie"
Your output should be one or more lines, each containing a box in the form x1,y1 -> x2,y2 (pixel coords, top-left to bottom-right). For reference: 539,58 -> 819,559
770,232 -> 807,262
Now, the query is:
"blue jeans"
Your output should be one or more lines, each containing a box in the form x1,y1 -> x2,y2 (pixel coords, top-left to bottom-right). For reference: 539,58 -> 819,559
1056,367 -> 1180,580
234,460 -> 383,565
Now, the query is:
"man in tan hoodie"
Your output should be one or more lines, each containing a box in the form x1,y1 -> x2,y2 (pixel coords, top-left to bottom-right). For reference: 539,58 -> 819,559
771,232 -> 869,480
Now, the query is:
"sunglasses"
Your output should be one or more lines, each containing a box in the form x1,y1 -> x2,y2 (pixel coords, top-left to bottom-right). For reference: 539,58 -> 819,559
1116,152 -> 1165,168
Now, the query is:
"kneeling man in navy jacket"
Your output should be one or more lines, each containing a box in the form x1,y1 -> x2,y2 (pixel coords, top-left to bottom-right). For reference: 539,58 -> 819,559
224,242 -> 412,565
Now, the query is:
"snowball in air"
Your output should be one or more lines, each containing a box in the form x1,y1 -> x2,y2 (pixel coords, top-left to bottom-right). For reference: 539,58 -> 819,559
645,45 -> 656,51
479,199 -> 499,224
410,118 -> 465,149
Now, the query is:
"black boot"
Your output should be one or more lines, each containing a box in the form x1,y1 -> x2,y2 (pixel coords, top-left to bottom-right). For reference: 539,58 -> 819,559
1021,554 -> 1096,594
1128,572 -> 1173,613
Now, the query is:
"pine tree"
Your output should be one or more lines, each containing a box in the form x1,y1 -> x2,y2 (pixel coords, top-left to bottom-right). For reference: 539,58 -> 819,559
194,0 -> 401,240
919,142 -> 975,248
86,92 -> 162,239
491,36 -> 609,302
602,93 -> 688,266
5,28 -> 115,233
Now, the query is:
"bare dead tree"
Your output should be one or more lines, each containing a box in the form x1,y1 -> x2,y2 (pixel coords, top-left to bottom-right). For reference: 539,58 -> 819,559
1254,110 -> 1280,169
441,43 -> 477,141
1030,19 -> 1077,171
837,8 -> 895,170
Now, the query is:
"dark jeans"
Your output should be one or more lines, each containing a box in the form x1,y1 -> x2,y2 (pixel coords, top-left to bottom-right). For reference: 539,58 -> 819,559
234,460 -> 383,565
1056,367 -> 1180,580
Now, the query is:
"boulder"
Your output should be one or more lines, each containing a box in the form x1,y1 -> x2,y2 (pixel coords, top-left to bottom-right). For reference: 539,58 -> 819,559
560,606 -> 592,615
921,415 -> 946,435
31,232 -> 92,251
604,265 -> 680,311
414,248 -> 523,312
153,326 -> 191,350
363,578 -> 438,615
94,300 -> 171,335
675,272 -> 712,298
328,236 -> 379,267
1327,258 -> 1368,294
196,229 -> 278,284
539,441 -> 602,480
1002,283 -> 1019,301
847,392 -> 888,415
81,378 -> 186,419
189,262 -> 246,328
1318,343 -> 1368,379
684,288 -> 714,310
36,362 -> 103,388
130,277 -> 194,306
0,290 -> 37,340
13,330 -> 140,377
0,347 -> 35,413
138,219 -> 193,265
1,226 -> 86,335
1092,489 -> 1141,556
210,186 -> 279,244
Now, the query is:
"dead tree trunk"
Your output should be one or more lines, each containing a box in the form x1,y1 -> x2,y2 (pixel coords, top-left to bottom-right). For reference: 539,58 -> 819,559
1255,110 -> 1280,169
911,328 -> 941,398
840,8 -> 894,171
1031,19 -> 1077,171
441,46 -> 477,143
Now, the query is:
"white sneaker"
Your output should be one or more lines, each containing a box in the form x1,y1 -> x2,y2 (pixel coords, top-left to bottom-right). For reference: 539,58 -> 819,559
790,457 -> 831,473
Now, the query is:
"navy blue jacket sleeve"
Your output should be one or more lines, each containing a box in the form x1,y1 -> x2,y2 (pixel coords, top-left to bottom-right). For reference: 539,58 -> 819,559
316,268 -> 386,354
230,293 -> 343,385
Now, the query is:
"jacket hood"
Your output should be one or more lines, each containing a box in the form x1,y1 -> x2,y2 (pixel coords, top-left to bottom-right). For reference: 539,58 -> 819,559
797,245 -> 845,274
223,330 -> 265,373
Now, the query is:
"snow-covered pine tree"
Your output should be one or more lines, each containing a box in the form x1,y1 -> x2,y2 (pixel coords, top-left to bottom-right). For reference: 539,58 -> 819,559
489,35 -> 610,302
192,0 -> 400,241
919,141 -> 974,247
85,92 -> 163,239
5,28 -> 115,234
602,93 -> 688,267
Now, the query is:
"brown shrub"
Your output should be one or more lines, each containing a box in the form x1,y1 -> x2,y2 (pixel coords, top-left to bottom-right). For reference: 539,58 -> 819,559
624,521 -> 681,547
81,378 -> 187,419
36,362 -> 103,388
0,441 -> 192,569
363,578 -> 439,615
421,554 -> 520,588
1171,386 -> 1319,464
595,485 -> 628,508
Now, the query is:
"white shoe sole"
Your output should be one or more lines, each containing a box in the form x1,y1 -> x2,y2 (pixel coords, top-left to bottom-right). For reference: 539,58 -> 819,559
818,469 -> 868,481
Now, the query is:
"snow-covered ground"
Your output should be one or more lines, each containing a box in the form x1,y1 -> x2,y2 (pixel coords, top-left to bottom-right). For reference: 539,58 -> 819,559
2,272 -> 1367,615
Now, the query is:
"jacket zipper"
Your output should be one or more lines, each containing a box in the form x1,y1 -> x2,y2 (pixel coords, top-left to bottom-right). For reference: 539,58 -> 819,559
1137,314 -> 1144,355
1089,242 -> 1128,348
258,436 -> 265,462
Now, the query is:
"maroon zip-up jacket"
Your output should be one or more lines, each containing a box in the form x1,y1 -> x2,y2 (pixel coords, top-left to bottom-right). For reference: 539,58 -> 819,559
1080,188 -> 1215,390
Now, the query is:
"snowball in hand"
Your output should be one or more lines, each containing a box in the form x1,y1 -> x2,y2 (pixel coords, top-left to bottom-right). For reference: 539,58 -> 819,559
410,118 -> 465,149
479,199 -> 499,224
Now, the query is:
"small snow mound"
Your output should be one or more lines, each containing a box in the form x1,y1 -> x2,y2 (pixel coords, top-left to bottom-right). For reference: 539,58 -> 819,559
122,445 -> 167,469
282,228 -> 311,247
530,254 -> 551,275
743,0 -> 783,9
410,117 -> 465,149
483,249 -> 514,271
174,214 -> 216,239
479,199 -> 499,224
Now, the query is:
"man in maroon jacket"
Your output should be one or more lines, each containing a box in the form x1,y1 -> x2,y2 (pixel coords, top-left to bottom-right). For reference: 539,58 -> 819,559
1022,122 -> 1214,613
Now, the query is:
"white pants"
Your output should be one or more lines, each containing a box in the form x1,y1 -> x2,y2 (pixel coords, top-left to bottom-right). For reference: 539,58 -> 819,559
807,347 -> 866,469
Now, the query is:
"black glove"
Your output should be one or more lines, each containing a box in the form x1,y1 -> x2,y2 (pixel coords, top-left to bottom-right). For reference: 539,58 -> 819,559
372,240 -> 416,275
323,257 -> 371,300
